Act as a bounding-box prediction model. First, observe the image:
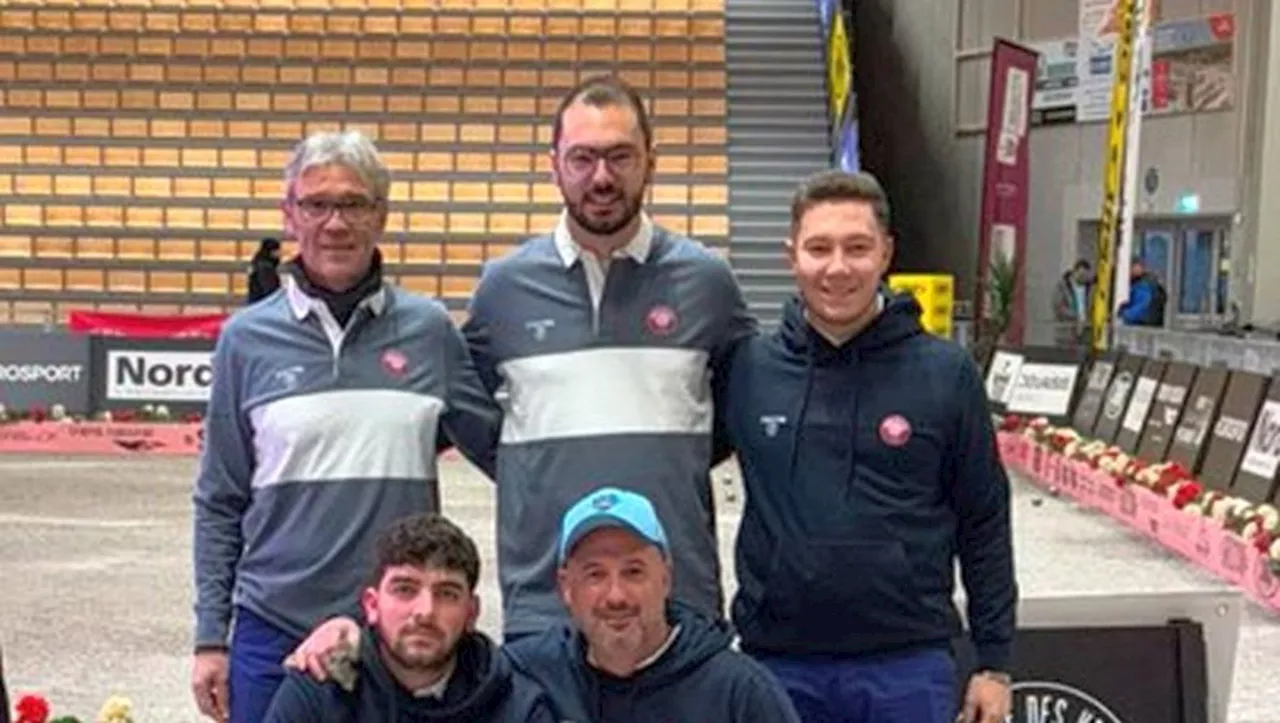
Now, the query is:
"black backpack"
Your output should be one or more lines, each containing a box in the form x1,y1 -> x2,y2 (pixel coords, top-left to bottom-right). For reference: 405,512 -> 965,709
1144,277 -> 1167,325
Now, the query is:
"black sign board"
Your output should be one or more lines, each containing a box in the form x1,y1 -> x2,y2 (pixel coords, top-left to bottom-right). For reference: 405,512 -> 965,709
985,348 -> 1026,415
1002,346 -> 1086,427
1094,354 -> 1146,443
954,621 -> 1208,723
1071,351 -> 1121,435
90,337 -> 215,416
1232,375 -> 1280,504
1116,358 -> 1167,455
1137,361 -> 1198,464
1167,366 -> 1229,477
0,329 -> 94,415
1199,370 -> 1268,493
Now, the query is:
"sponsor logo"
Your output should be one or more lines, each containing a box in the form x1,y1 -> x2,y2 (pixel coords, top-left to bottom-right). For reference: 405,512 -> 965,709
1213,415 -> 1249,444
525,319 -> 556,341
879,414 -> 912,447
1102,371 -> 1134,420
0,363 -> 85,384
1011,680 -> 1124,723
759,414 -> 787,438
644,305 -> 678,336
381,348 -> 408,378
106,350 -> 213,402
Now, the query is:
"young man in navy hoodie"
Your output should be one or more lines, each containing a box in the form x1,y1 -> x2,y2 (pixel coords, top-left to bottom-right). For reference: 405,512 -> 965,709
723,170 -> 1017,723
504,487 -> 800,723
262,514 -> 554,723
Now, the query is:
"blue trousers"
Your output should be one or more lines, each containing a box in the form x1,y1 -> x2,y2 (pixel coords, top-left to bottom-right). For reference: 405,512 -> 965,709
228,607 -> 302,723
755,648 -> 957,723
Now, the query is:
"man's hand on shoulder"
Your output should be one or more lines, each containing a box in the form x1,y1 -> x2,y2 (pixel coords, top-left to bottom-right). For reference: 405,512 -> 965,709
283,616 -> 361,692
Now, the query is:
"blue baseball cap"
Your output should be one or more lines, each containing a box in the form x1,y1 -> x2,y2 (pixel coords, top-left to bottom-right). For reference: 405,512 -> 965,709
557,487 -> 669,565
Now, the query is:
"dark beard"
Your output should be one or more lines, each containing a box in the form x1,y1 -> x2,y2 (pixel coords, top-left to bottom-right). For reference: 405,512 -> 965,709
385,633 -> 454,673
566,191 -> 644,236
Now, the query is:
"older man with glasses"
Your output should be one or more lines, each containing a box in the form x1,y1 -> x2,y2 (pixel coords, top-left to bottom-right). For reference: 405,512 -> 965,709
190,130 -> 501,723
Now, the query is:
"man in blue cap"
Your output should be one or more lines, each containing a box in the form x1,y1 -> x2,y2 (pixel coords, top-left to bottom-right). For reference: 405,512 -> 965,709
503,486 -> 800,722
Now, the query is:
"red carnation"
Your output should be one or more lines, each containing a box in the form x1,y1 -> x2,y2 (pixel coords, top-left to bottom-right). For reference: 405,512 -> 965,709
1252,528 -> 1275,553
114,409 -> 135,422
16,694 -> 50,723
1172,482 -> 1203,510
183,412 -> 203,424
26,406 -> 46,423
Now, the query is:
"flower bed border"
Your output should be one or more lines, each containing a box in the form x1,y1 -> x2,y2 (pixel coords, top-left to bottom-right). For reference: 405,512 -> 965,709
0,421 -> 203,456
998,428 -> 1280,613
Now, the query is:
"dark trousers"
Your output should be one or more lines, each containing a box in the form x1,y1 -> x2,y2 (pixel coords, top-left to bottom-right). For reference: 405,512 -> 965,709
229,607 -> 303,723
754,647 -> 957,723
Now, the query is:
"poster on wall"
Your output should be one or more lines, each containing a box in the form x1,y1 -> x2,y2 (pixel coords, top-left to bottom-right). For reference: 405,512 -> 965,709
1076,0 -> 1159,123
1148,13 -> 1235,116
1028,38 -> 1080,125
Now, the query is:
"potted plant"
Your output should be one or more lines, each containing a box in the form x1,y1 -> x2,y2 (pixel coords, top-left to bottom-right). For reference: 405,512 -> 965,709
973,248 -> 1017,369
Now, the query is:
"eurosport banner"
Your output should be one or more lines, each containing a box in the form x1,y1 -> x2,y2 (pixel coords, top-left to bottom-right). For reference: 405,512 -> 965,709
974,39 -> 1036,345
0,329 -> 93,415
91,336 -> 216,416
817,0 -> 860,171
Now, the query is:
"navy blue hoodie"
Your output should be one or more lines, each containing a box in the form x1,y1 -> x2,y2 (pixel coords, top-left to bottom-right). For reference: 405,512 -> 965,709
725,292 -> 1016,671
263,628 -> 555,723
503,602 -> 800,723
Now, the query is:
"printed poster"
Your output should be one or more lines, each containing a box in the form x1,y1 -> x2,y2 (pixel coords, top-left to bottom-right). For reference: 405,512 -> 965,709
1028,38 -> 1080,125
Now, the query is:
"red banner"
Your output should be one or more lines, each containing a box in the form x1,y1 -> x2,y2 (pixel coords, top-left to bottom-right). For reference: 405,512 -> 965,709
975,39 -> 1037,346
68,310 -> 228,340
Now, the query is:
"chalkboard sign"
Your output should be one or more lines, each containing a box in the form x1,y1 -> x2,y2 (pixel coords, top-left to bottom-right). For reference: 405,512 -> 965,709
1167,366 -> 1229,477
1199,371 -> 1268,493
1116,358 -> 1167,455
986,348 -> 1025,415
1232,375 -> 1280,504
1094,354 -> 1146,444
1137,361 -> 1198,464
1072,352 -> 1121,435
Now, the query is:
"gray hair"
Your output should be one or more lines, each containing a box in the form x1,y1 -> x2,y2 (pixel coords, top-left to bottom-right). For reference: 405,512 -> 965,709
790,169 -> 892,237
283,131 -> 391,201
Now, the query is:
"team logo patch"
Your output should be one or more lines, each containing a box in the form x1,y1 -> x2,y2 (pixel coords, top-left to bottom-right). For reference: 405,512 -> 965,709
381,348 -> 408,378
879,414 -> 912,447
592,492 -> 618,510
645,304 -> 678,336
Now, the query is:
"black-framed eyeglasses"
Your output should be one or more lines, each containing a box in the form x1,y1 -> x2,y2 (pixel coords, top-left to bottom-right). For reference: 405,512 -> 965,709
558,145 -> 643,180
291,196 -> 383,226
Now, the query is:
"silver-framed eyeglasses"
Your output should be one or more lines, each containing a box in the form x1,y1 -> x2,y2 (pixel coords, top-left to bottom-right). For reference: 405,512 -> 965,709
292,196 -> 382,226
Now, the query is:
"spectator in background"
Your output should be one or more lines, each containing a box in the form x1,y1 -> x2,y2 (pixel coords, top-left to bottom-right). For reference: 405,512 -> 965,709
191,131 -> 501,723
263,514 -> 555,723
1053,259 -> 1093,348
1118,259 -> 1167,327
247,237 -> 282,304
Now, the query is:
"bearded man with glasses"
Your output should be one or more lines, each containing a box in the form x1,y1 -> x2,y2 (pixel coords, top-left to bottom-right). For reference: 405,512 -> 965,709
464,74 -> 754,642
190,131 -> 501,723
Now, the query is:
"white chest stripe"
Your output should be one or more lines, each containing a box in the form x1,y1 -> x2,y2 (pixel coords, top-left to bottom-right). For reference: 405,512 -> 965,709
249,388 -> 444,489
497,346 -> 712,444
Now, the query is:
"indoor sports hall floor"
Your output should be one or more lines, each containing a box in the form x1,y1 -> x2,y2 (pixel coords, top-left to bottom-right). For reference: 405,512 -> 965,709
1,454 -> 1277,722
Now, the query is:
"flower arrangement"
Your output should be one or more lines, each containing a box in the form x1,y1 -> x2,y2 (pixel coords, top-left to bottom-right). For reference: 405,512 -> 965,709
12,693 -> 136,723
1000,413 -> 1280,572
0,403 -> 201,425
